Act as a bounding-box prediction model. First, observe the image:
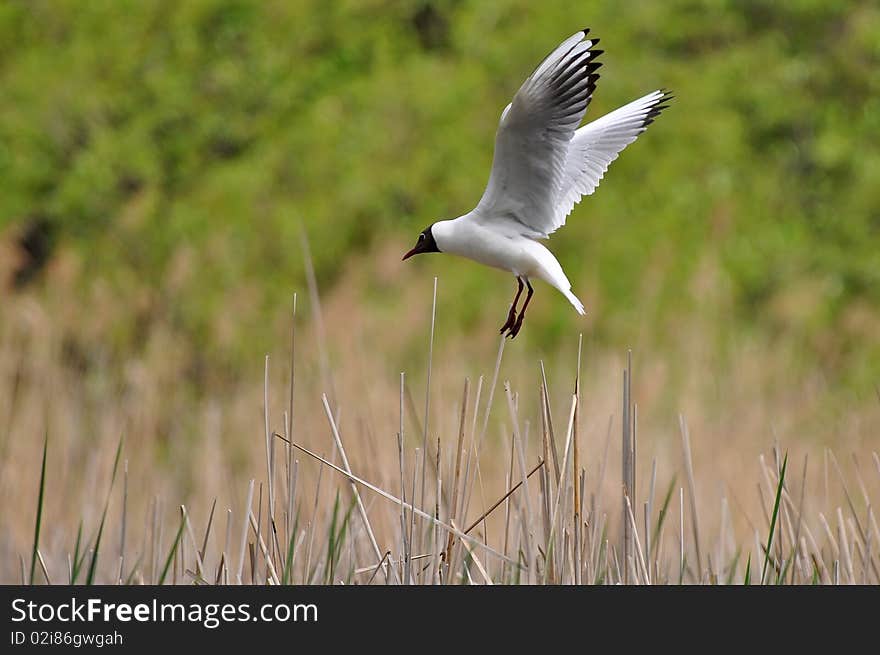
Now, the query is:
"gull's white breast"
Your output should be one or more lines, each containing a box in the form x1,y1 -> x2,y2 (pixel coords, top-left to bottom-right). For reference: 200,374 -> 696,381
431,216 -> 572,291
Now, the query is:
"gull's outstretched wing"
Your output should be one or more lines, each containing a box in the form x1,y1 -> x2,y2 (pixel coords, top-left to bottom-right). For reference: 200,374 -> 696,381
473,30 -> 602,237
552,89 -> 672,230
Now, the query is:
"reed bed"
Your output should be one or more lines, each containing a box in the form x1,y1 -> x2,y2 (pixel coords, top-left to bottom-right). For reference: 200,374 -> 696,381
5,280 -> 879,585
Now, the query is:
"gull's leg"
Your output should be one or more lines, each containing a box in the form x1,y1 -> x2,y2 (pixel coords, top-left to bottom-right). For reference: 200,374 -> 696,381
500,276 -> 524,335
508,278 -> 534,339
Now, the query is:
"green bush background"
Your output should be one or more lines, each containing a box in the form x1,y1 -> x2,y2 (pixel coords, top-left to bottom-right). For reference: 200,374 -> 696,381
2,0 -> 878,388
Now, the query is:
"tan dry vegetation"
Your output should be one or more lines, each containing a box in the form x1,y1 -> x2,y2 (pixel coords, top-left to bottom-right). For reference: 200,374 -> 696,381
1,239 -> 879,584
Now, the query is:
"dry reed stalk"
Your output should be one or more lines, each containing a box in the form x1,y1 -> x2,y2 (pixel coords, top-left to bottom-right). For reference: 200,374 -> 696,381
679,415 -> 702,579
418,277 -> 438,554
286,293 -> 298,548
621,352 -> 634,583
458,375 -> 483,528
479,337 -> 507,450
864,506 -> 874,584
452,518 -> 493,585
544,395 -> 578,582
410,448 -> 420,580
36,550 -> 50,584
646,458 -> 657,564
397,372 -> 410,584
304,464 -> 324,584
443,378 -> 469,580
505,383 -> 535,581
222,509 -> 232,584
300,229 -> 335,406
625,495 -> 649,584
200,498 -> 217,566
431,436 -> 442,584
366,551 -> 391,585
119,460 -> 128,583
539,382 -> 554,578
459,336 -> 507,549
285,437 -> 517,565
247,510 -> 280,585
837,507 -> 854,583
235,480 -> 254,584
679,488 -> 685,583
321,394 -> 392,584
573,334 -> 583,584
870,508 -> 880,557
828,451 -> 879,580
591,414 -> 614,556
263,356 -> 275,567
500,431 -> 515,580
539,362 -> 561,483
181,505 -> 204,578
462,460 -> 544,535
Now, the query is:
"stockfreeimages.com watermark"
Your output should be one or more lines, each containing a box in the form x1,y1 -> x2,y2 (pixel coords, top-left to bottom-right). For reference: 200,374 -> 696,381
11,597 -> 318,630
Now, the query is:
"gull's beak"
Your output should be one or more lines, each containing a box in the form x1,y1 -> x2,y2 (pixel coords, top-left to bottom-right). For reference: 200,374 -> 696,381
402,243 -> 424,261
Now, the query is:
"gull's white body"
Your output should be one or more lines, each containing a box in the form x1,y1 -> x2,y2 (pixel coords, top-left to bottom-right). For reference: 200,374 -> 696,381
426,30 -> 670,316
432,218 -> 584,313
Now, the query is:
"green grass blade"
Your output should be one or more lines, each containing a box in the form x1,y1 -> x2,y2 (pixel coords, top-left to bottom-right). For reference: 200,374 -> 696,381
124,553 -> 144,585
85,436 -> 125,585
777,553 -> 794,584
760,453 -> 788,585
29,432 -> 48,585
282,536 -> 296,585
513,551 -> 524,585
70,521 -> 84,583
157,512 -> 187,585
85,513 -> 108,585
338,499 -> 355,575
325,493 -> 355,584
593,523 -> 608,585
281,513 -> 300,585
744,553 -> 751,585
652,474 -> 677,547
325,491 -> 341,584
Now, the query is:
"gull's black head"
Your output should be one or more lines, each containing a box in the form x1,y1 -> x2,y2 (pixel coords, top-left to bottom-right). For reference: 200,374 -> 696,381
402,225 -> 440,261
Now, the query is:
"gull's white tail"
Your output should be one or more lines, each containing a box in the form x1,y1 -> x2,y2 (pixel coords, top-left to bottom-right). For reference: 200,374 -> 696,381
562,288 -> 586,315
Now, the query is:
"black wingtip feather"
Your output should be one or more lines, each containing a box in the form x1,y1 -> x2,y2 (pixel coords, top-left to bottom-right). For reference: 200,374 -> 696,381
642,94 -> 673,128
549,47 -> 602,87
556,69 -> 599,105
532,30 -> 603,126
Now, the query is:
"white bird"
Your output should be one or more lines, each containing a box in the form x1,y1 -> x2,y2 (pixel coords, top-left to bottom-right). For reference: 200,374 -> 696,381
403,28 -> 671,338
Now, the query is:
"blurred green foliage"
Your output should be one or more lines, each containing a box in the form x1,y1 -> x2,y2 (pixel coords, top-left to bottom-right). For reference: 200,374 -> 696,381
1,0 -> 879,385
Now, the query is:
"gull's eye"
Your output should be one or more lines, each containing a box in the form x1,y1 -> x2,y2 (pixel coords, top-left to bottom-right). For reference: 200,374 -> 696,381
418,234 -> 425,242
